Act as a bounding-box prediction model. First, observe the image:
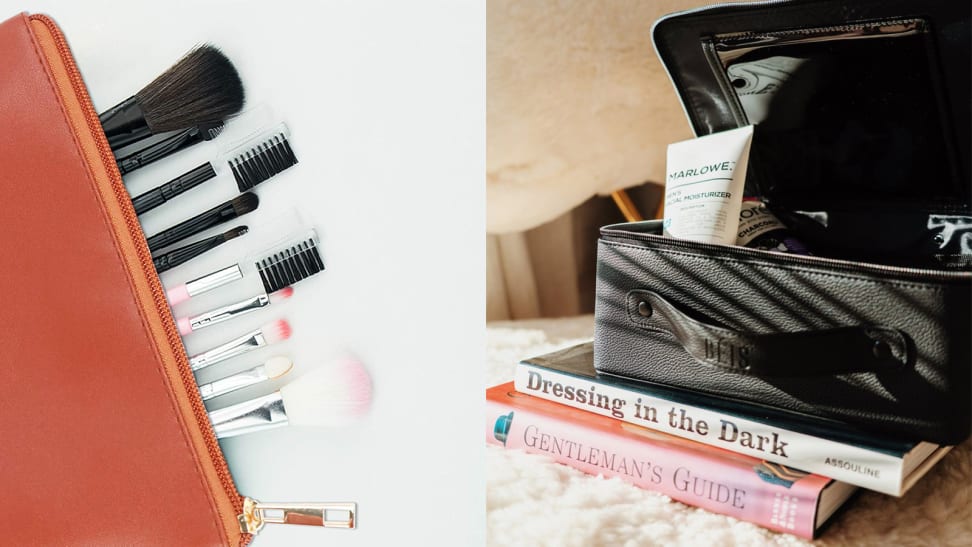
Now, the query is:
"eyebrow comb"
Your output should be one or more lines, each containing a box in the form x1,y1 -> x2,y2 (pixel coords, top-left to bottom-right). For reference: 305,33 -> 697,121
164,229 -> 325,306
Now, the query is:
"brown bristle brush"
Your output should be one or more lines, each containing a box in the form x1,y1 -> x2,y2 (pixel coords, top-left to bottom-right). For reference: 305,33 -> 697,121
99,45 -> 245,150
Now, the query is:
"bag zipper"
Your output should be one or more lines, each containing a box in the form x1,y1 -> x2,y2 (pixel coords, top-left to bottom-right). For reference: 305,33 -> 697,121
600,224 -> 972,282
238,499 -> 356,534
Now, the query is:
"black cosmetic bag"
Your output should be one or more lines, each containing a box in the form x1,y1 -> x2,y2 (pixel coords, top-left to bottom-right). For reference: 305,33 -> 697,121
593,0 -> 972,444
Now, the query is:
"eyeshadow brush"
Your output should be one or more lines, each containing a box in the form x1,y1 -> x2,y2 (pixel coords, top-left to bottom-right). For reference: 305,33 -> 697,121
153,226 -> 248,273
146,193 -> 258,252
189,319 -> 292,371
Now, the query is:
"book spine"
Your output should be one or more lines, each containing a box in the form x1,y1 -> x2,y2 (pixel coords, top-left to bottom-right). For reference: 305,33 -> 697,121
487,397 -> 820,538
515,364 -> 905,495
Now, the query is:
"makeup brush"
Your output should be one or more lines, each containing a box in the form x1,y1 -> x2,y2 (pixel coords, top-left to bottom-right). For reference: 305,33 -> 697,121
132,163 -> 217,215
210,357 -> 372,438
198,356 -> 293,401
153,226 -> 248,273
131,126 -> 297,216
189,319 -> 291,371
99,45 -> 245,150
166,264 -> 243,307
146,192 -> 258,252
116,122 -> 224,175
165,230 -> 325,306
176,287 -> 293,335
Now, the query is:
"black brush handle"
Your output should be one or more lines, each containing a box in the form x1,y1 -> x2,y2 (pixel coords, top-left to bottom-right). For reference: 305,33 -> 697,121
117,123 -> 221,175
132,164 -> 217,215
146,193 -> 254,251
100,96 -> 152,150
153,230 -> 235,273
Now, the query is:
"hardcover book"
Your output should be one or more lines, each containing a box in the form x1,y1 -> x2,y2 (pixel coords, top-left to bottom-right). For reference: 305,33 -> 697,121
514,342 -> 950,496
487,382 -> 857,539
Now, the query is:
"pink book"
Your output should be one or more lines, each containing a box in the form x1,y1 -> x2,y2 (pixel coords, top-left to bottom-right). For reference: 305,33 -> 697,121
487,383 -> 857,539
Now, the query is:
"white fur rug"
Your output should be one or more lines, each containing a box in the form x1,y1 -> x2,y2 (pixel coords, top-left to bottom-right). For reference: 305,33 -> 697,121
486,316 -> 972,546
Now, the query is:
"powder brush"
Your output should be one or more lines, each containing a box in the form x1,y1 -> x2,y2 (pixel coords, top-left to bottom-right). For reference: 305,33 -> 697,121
99,45 -> 244,150
210,357 -> 372,438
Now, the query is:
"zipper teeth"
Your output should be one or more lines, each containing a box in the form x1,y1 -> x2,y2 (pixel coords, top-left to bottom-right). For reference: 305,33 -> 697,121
716,18 -> 924,43
699,38 -> 746,124
31,15 -> 250,545
601,226 -> 972,281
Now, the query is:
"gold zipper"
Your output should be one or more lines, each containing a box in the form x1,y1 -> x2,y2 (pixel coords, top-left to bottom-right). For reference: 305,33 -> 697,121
238,498 -> 356,534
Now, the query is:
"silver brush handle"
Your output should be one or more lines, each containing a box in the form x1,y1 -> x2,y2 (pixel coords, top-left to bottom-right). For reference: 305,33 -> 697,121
189,294 -> 269,331
190,330 -> 267,371
185,264 -> 244,297
210,392 -> 288,438
198,364 -> 270,400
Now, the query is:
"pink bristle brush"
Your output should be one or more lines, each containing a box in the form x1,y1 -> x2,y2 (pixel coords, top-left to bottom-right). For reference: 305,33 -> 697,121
176,287 -> 294,335
189,319 -> 292,371
209,356 -> 373,438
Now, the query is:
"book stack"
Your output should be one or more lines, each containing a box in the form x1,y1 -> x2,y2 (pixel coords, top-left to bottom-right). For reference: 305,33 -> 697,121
486,342 -> 952,539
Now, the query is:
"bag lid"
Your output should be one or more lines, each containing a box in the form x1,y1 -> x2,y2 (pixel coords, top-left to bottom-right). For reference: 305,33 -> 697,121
652,0 -> 970,213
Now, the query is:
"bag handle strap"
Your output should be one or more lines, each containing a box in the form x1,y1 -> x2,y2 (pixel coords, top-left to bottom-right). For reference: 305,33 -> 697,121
627,290 -> 909,377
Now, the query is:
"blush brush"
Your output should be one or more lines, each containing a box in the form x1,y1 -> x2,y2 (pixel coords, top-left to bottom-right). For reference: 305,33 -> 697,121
99,45 -> 245,150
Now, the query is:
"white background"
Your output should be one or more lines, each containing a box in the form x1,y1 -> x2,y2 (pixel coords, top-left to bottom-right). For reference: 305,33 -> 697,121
5,1 -> 485,545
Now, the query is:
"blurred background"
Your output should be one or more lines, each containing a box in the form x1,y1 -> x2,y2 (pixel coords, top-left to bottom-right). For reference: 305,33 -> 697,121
486,0 -> 699,321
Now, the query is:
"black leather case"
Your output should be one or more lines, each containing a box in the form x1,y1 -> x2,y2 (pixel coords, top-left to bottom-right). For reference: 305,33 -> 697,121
593,0 -> 972,444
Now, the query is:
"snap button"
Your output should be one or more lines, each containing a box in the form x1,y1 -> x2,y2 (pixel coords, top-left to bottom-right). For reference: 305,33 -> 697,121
872,340 -> 891,360
637,300 -> 652,318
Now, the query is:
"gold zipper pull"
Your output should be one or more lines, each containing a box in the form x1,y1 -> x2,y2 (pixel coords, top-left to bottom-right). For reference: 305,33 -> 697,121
238,497 -> 356,534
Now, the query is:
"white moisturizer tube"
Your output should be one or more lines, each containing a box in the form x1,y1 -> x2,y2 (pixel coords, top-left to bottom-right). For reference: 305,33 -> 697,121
663,125 -> 754,244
